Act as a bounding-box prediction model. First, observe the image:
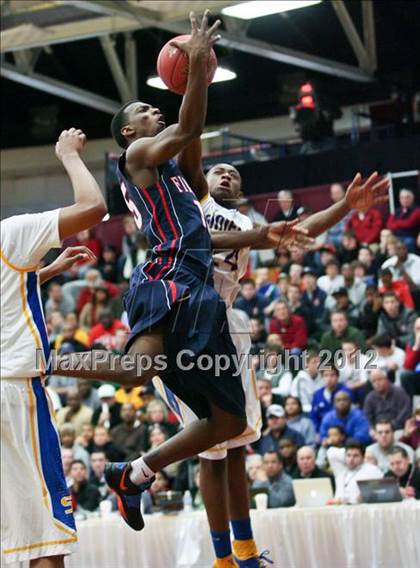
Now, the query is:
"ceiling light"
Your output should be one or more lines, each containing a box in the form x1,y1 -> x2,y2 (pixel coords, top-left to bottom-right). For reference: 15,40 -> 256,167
222,1 -> 322,20
146,67 -> 237,90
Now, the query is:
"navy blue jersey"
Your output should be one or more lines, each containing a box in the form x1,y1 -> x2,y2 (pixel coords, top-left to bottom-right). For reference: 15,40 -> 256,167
117,155 -> 212,280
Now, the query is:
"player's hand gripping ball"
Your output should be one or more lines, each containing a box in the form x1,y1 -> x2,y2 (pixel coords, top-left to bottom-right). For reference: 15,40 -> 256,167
157,34 -> 218,95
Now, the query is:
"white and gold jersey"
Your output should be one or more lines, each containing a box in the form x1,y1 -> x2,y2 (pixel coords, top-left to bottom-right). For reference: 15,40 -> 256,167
1,210 -> 61,378
201,194 -> 253,308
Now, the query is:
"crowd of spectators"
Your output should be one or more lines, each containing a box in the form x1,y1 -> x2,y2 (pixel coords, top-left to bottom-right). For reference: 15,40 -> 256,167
41,184 -> 419,515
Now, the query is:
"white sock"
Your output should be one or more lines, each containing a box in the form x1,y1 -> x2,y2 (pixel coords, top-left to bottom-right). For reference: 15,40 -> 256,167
129,457 -> 155,485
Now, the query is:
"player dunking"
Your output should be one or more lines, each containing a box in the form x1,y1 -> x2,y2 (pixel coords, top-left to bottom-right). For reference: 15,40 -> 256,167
1,129 -> 106,567
155,136 -> 390,567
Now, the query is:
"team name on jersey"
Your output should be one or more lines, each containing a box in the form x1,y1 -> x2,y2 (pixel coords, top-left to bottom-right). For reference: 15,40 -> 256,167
170,175 -> 194,194
206,213 -> 241,232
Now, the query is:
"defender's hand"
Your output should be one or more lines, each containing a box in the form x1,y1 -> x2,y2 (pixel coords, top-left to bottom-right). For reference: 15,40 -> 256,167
345,172 -> 390,211
55,128 -> 86,161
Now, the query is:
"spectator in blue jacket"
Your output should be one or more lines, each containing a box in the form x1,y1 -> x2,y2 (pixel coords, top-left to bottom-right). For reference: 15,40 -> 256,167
320,391 -> 371,445
311,367 -> 353,433
234,278 -> 270,322
255,404 -> 305,455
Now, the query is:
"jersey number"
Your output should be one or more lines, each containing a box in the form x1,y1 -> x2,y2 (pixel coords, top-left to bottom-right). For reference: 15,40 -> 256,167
220,249 -> 239,272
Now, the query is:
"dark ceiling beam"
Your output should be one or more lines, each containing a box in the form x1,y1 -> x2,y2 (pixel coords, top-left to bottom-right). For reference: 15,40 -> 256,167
0,62 -> 120,114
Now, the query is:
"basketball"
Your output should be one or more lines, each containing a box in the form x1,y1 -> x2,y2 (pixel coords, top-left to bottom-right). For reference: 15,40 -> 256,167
157,34 -> 218,95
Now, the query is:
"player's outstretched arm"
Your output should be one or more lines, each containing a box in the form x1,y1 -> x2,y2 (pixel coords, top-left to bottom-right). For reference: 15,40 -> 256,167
126,11 -> 221,170
177,137 -> 209,201
288,172 -> 389,239
39,246 -> 96,285
57,129 -> 107,241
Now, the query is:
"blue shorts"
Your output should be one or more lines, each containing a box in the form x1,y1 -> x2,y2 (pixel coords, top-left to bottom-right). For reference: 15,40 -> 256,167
124,265 -> 246,419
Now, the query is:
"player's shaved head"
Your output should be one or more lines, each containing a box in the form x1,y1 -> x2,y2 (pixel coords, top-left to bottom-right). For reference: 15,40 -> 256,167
207,162 -> 242,203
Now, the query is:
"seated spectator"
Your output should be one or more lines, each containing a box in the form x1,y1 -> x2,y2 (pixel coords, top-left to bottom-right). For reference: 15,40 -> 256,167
255,404 -> 305,455
399,408 -> 420,450
358,246 -> 379,278
376,292 -> 416,348
317,260 -> 344,298
363,369 -> 411,432
76,423 -> 95,453
337,231 -> 359,265
56,390 -> 93,436
326,287 -> 360,328
111,403 -> 146,460
91,425 -> 125,462
338,340 -> 369,402
92,384 -> 123,430
268,301 -> 307,352
385,447 -> 420,500
98,245 -> 119,283
79,284 -> 118,330
246,454 -> 267,484
78,379 -> 101,412
255,267 -> 281,303
72,268 -> 120,314
272,190 -> 299,223
328,440 -> 383,504
252,451 -> 295,508
143,399 -> 178,437
381,240 -> 420,287
60,423 -> 90,469
70,460 -> 101,512
311,367 -> 353,433
51,320 -> 89,353
325,183 -> 351,247
45,282 -> 75,317
257,344 -> 293,398
366,419 -> 414,473
147,425 -> 179,479
316,425 -> 346,470
288,263 -> 303,287
291,351 -> 323,413
256,377 -> 284,429
148,470 -> 172,508
47,309 -> 64,343
88,310 -> 126,349
234,279 -> 269,322
320,310 -> 365,354
286,284 -> 314,334
249,318 -> 267,355
401,317 -> 420,399
386,188 -> 420,251
284,396 -> 317,447
301,268 -> 327,328
89,451 -> 112,500
371,334 -> 406,383
346,206 -> 383,245
293,446 -> 335,491
61,448 -> 74,486
278,438 -> 299,478
320,391 -> 370,445
359,285 -> 383,341
378,268 -> 415,309
341,263 -> 366,309
72,229 -> 101,273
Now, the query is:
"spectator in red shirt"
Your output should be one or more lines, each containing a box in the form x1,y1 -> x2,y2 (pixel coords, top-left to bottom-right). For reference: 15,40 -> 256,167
76,269 -> 120,313
386,189 -> 420,251
88,310 -> 127,349
269,300 -> 307,352
379,268 -> 415,309
71,229 -> 102,278
346,207 -> 383,245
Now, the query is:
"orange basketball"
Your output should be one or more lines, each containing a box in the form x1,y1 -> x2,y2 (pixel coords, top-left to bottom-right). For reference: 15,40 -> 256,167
157,34 -> 218,95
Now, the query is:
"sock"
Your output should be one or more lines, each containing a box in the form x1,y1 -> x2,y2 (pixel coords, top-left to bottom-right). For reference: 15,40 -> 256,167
231,518 -> 257,560
231,518 -> 253,541
211,530 -> 232,560
129,457 -> 155,485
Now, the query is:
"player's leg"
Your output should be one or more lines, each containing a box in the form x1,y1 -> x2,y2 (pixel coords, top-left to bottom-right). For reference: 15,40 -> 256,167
30,555 -> 64,568
199,456 -> 238,568
227,448 -> 261,567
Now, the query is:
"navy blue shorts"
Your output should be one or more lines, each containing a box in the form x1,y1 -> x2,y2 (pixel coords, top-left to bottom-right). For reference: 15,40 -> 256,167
124,265 -> 246,419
